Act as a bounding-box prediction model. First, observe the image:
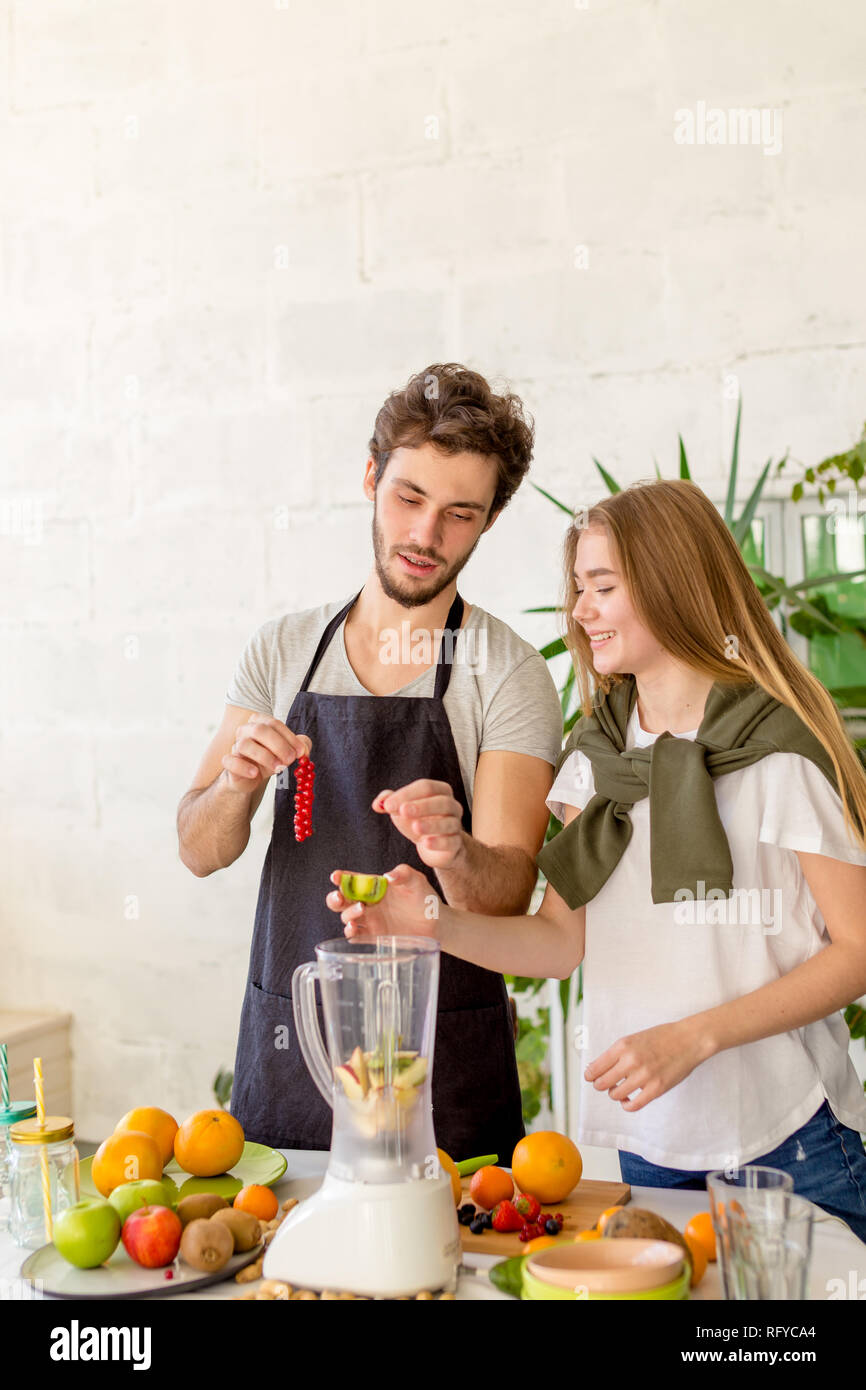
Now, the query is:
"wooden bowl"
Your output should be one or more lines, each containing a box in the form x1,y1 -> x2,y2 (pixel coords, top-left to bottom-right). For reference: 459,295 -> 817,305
527,1238 -> 685,1293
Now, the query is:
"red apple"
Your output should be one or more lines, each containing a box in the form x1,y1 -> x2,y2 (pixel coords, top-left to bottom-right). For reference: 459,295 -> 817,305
121,1204 -> 182,1268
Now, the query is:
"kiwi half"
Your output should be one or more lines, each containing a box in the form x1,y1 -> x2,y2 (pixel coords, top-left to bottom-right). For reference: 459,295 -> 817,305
340,873 -> 388,904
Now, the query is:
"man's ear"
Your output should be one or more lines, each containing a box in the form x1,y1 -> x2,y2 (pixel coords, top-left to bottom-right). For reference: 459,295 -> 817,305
362,457 -> 377,502
482,506 -> 503,534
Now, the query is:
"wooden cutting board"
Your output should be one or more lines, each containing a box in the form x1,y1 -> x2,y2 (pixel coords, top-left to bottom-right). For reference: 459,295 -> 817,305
459,1176 -> 631,1256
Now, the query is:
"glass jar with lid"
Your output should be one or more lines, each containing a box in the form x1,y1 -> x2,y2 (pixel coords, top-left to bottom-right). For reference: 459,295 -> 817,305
0,1102 -> 37,1234
9,1115 -> 80,1249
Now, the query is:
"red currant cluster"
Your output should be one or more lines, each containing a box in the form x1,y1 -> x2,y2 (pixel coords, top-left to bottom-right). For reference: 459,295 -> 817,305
293,754 -> 315,842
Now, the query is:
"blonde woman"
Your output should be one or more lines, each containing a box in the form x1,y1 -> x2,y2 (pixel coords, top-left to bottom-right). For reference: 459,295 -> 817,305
327,479 -> 866,1240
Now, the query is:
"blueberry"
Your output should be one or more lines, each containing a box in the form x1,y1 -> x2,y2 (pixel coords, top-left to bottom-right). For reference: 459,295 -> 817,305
469,1218 -> 485,1234
482,1213 -> 494,1228
545,1218 -> 559,1235
457,1207 -> 474,1226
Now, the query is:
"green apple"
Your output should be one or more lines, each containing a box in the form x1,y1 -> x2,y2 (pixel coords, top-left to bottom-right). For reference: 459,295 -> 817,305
53,1197 -> 121,1269
108,1177 -> 178,1225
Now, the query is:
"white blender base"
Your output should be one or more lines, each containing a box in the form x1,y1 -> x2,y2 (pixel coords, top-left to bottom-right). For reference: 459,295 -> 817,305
263,1171 -> 460,1297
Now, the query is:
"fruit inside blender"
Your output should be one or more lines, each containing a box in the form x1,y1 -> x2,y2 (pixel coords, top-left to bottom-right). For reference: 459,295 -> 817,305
334,1045 -> 428,1137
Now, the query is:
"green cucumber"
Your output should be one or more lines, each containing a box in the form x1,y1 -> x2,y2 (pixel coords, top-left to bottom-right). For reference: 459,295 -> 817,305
455,1154 -> 499,1177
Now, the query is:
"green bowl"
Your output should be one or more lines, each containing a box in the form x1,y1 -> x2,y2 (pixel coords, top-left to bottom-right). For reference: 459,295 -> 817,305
522,1260 -> 691,1301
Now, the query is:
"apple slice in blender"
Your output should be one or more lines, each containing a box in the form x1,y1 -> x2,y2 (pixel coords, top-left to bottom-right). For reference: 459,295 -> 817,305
334,1064 -> 365,1100
349,1045 -> 370,1095
340,873 -> 388,904
392,1055 -> 428,1090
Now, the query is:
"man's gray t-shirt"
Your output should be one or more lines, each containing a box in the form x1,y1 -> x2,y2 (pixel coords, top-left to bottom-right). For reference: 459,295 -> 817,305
224,596 -> 564,808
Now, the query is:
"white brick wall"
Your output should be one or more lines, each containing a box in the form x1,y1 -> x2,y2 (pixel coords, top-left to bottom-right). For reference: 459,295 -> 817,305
1,0 -> 864,1153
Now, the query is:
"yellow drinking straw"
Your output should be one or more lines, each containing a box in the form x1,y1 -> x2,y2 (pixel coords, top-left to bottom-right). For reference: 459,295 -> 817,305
33,1057 -> 52,1242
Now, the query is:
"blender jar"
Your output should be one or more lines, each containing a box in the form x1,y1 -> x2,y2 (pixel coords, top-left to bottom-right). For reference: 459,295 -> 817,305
293,936 -> 440,1184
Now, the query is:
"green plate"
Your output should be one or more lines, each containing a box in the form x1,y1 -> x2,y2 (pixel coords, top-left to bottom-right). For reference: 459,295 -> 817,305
79,1141 -> 288,1202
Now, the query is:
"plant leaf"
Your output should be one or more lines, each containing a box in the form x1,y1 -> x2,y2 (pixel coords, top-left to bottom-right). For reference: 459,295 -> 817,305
539,636 -> 567,660
732,457 -> 772,545
530,481 -> 575,516
678,435 -> 691,479
592,456 -> 621,494
724,396 -> 742,525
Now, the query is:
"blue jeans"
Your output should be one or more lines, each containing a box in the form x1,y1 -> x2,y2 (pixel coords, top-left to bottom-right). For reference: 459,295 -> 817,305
618,1101 -> 866,1244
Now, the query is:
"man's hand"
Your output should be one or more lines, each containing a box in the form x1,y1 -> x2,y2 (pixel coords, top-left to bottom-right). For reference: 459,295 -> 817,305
326,864 -> 442,941
222,715 -> 311,793
372,779 -> 465,869
584,1018 -> 712,1112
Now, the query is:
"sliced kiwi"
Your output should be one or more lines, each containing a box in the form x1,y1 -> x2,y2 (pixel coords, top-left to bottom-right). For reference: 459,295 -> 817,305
177,1193 -> 229,1227
210,1206 -> 262,1252
340,872 -> 388,904
179,1216 -> 234,1272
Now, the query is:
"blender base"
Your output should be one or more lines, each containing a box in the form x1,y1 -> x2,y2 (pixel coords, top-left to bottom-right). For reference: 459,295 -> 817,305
262,1170 -> 461,1297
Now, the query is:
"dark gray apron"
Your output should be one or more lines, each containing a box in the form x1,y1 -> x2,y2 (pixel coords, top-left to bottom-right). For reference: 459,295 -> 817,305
230,591 -> 526,1161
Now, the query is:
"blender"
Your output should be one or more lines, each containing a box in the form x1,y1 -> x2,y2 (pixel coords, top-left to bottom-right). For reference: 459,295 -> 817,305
263,936 -> 461,1295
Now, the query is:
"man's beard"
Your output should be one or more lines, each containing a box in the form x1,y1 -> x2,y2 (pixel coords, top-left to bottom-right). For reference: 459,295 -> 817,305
371,503 -> 482,609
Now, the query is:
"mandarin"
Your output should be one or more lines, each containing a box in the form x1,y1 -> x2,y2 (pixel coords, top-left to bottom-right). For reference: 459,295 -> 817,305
173,1109 -> 245,1177
597,1204 -> 624,1233
684,1233 -> 708,1287
91,1129 -> 164,1197
115,1107 -> 179,1167
468,1164 -> 514,1211
234,1184 -> 279,1221
685,1210 -> 717,1262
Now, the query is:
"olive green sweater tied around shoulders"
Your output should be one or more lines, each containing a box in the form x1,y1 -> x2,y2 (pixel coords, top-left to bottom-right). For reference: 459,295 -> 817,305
535,674 -> 845,909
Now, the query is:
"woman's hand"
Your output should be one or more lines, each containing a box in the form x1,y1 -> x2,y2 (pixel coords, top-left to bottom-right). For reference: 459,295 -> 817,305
584,1018 -> 713,1112
326,864 -> 443,942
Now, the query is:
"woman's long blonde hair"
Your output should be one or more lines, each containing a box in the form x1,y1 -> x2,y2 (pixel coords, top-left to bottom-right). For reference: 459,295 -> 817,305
562,478 -> 866,848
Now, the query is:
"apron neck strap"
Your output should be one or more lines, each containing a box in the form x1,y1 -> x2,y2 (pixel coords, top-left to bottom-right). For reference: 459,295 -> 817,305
434,592 -> 464,700
299,590 -> 466,698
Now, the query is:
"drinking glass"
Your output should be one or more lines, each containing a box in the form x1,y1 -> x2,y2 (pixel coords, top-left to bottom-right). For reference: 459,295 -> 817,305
707,1167 -> 814,1300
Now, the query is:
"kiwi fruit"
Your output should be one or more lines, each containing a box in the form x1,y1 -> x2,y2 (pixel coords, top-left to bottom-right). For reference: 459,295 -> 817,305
177,1193 -> 229,1228
340,872 -> 388,904
180,1216 -> 234,1272
210,1206 -> 262,1252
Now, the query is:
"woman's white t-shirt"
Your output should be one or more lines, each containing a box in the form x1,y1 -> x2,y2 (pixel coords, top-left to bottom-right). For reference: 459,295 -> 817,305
546,704 -> 866,1169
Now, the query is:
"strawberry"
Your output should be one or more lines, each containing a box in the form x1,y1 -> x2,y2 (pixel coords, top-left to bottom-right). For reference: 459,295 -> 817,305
491,1200 -> 526,1233
513,1193 -> 541,1224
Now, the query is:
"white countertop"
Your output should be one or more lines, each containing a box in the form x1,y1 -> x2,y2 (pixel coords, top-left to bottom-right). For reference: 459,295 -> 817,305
2,1148 -> 863,1301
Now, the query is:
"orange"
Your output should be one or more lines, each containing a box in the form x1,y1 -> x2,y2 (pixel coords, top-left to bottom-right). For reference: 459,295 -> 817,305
511,1131 -> 582,1205
91,1129 -> 163,1197
173,1109 -> 245,1177
115,1107 -> 178,1167
685,1211 -> 717,1262
574,1228 -> 602,1242
684,1233 -> 708,1287
596,1204 -> 624,1233
234,1184 -> 279,1221
469,1164 -> 514,1211
437,1149 -> 462,1207
523,1234 -> 561,1255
